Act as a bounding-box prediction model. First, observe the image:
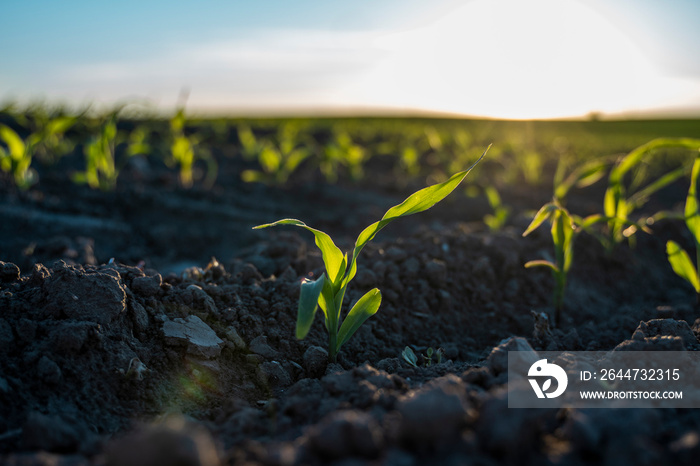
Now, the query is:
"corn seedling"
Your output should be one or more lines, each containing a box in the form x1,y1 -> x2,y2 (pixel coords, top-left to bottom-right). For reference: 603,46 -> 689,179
483,186 -> 510,231
553,156 -> 612,202
25,109 -> 77,165
237,124 -> 260,160
0,114 -> 75,189
401,346 -> 444,367
667,152 -> 700,305
401,346 -> 419,367
324,131 -> 366,181
602,138 -> 700,253
0,124 -> 37,189
169,107 -> 217,188
72,112 -> 119,190
254,148 -> 487,362
522,201 -> 576,327
240,122 -> 311,185
126,126 -> 152,157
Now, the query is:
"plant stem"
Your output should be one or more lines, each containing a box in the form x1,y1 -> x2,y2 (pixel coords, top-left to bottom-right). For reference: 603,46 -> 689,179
553,271 -> 566,328
328,331 -> 337,363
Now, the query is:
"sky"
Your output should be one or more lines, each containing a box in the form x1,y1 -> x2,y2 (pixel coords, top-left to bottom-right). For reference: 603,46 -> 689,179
2,0 -> 700,119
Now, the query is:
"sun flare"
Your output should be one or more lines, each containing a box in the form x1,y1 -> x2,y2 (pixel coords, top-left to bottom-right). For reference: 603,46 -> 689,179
349,0 -> 679,119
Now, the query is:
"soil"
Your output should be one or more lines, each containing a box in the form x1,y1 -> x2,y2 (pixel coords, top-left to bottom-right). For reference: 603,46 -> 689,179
1,146 -> 700,466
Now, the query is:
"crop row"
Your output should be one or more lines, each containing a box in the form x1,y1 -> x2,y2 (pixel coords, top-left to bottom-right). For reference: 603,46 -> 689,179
2,103 -> 699,194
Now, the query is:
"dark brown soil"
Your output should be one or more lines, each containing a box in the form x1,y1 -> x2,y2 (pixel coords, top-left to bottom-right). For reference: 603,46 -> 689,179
1,150 -> 700,466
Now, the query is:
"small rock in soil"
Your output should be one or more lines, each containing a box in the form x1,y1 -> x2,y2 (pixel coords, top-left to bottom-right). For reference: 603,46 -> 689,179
385,246 -> 407,263
131,274 -> 162,297
104,416 -> 219,466
477,390 -> 557,460
614,335 -> 687,351
184,285 -> 219,316
670,431 -> 700,465
307,410 -> 383,460
0,261 -> 20,282
249,335 -> 278,359
49,322 -> 92,354
402,257 -> 421,279
558,408 -> 663,464
42,264 -> 127,325
256,361 -> 292,389
425,259 -> 447,288
21,412 -> 81,453
375,358 -> 401,373
631,319 -> 698,347
303,345 -> 328,377
225,326 -> 246,350
237,263 -> 263,284
397,374 -> 474,449
37,356 -> 62,385
129,299 -> 150,335
162,315 -> 224,358
28,263 -> 50,286
486,336 -> 539,376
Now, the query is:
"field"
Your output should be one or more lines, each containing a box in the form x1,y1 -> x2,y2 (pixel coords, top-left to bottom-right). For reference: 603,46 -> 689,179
2,105 -> 700,465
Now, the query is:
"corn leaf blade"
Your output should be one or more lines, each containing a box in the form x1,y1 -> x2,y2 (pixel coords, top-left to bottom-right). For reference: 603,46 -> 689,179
0,125 -> 26,159
296,274 -> 327,339
686,155 -> 700,243
336,288 -> 381,351
522,203 -> 556,237
253,219 -> 346,284
524,260 -> 559,273
666,240 -> 700,292
344,147 -> 488,286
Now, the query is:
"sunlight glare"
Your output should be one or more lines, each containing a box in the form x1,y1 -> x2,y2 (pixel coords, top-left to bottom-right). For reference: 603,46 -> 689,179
352,0 -> 669,119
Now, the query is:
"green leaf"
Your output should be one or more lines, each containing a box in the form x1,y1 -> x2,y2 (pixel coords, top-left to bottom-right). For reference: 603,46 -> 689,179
401,346 -> 418,367
522,203 -> 556,237
296,274 -> 326,339
344,146 -> 488,286
484,186 -> 501,209
46,116 -> 76,135
611,138 -> 700,185
336,288 -> 382,351
555,159 -> 610,200
0,125 -> 26,159
686,155 -> 700,243
524,259 -> 559,273
317,274 -> 338,331
666,240 -> 700,292
253,219 -> 346,284
603,185 -> 620,220
578,214 -> 605,230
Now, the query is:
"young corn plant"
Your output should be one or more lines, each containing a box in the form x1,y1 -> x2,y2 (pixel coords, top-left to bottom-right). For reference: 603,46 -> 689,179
0,124 -> 36,189
602,138 -> 700,253
72,112 -> 119,190
401,346 -> 444,368
254,148 -> 487,362
169,107 -> 217,188
522,201 -> 576,327
0,115 -> 76,189
667,152 -> 700,305
483,186 -> 510,231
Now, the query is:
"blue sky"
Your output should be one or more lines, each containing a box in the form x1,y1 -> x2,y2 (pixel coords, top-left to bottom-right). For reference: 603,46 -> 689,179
2,0 -> 700,118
